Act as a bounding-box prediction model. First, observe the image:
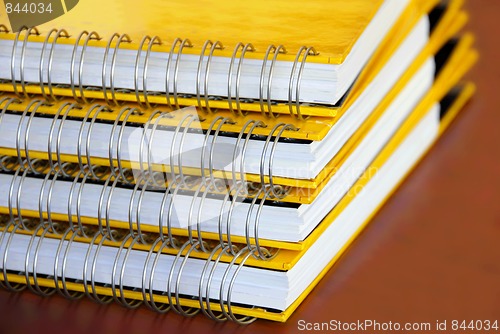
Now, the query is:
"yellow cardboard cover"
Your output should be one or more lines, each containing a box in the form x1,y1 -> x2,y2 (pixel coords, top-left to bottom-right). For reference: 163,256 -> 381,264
0,0 -> 467,195
0,0 -> 439,115
0,80 -> 477,322
0,0 -> 387,63
0,37 -> 479,256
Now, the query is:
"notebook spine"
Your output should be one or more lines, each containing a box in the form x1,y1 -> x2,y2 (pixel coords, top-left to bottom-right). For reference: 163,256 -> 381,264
1,67 -> 297,263
0,26 -> 313,322
0,213 -> 260,323
3,25 -> 319,120
72,30 -> 102,105
3,99 -> 300,323
2,153 -> 284,256
1,151 -> 267,323
0,95 -> 295,196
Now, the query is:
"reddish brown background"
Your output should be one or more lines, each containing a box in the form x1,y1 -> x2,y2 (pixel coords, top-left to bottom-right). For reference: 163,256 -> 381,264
0,1 -> 498,333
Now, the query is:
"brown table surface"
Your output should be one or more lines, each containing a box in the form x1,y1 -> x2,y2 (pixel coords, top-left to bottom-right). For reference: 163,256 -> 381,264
0,1 -> 498,333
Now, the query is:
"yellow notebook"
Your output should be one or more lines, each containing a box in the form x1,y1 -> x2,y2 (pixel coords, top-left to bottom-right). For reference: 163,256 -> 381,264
0,33 -> 478,255
0,0 -> 467,196
0,0 -> 440,116
0,0 -> 477,324
0,79 -> 476,322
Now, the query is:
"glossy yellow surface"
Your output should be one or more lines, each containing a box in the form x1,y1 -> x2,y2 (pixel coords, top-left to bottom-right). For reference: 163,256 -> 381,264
0,35 -> 479,256
0,1 -> 478,318
0,0 -> 385,63
0,0 -> 479,322
0,80 -> 477,322
0,0 -> 435,116
0,0 -> 468,195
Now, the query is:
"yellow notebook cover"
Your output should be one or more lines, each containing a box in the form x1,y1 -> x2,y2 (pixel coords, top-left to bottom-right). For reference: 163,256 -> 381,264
0,79 -> 477,322
0,0 -> 478,323
0,0 -> 466,197
1,0 -> 385,64
0,0 -> 440,116
0,34 -> 479,258
0,10 -> 474,256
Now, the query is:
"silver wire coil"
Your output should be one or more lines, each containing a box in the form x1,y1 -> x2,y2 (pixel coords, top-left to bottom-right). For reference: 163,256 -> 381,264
8,28 -> 318,117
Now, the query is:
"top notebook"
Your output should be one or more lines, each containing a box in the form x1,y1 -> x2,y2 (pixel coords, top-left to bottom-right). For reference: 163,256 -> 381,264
0,0 -> 409,111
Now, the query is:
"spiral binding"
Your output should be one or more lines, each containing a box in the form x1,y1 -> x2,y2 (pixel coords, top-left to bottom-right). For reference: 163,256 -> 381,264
115,106 -> 145,181
0,164 -> 123,300
2,27 -> 319,118
142,236 -> 173,313
40,164 -> 66,231
79,104 -> 114,179
0,210 -> 270,323
129,175 -> 158,245
1,167 -> 277,322
2,157 -> 279,258
288,46 -> 318,120
143,110 -> 175,181
198,243 -> 230,321
39,29 -> 71,101
1,98 -> 294,192
135,35 -> 162,109
259,45 -> 287,118
0,97 -> 294,260
0,155 -> 18,172
111,233 -> 143,308
53,226 -> 84,299
19,99 -> 48,173
24,224 -> 53,296
71,31 -> 102,104
1,222 -> 28,292
0,95 -> 82,178
102,33 -> 132,106
10,166 -> 30,227
200,115 -> 235,187
0,25 -> 323,319
165,38 -> 193,110
11,26 -> 40,99
48,101 -> 82,171
0,96 -> 22,164
196,243 -> 258,323
169,113 -> 200,186
196,40 -> 224,113
260,122 -> 297,199
83,230 -> 114,304
231,119 -> 265,187
228,43 -> 255,117
107,105 -> 138,182
0,117 -> 290,258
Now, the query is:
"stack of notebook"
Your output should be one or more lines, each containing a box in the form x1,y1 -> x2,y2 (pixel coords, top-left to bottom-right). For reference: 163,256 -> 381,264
0,0 -> 477,323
